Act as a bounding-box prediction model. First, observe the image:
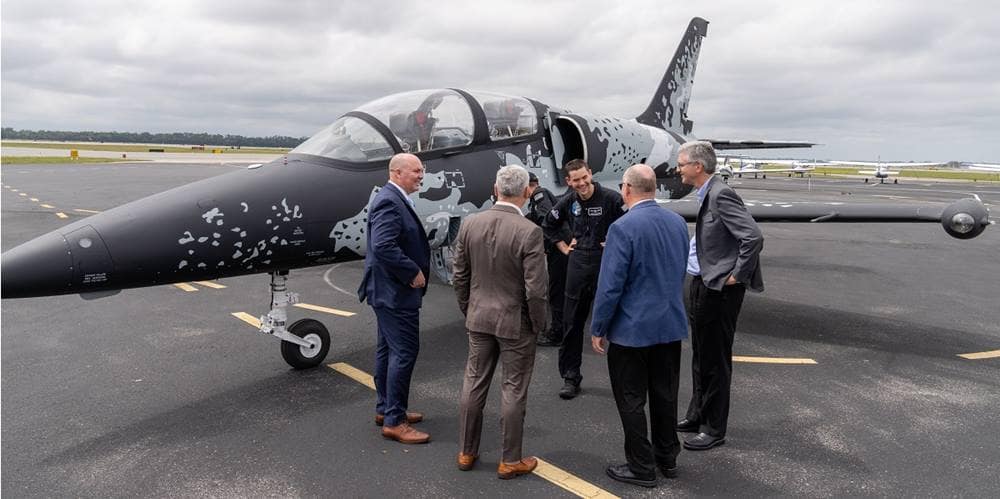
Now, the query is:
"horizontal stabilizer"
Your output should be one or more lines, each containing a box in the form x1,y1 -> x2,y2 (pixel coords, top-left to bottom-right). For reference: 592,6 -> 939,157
708,140 -> 816,150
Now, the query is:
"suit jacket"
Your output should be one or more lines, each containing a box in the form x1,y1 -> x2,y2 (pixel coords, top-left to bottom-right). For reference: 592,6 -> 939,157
696,177 -> 764,292
452,204 -> 548,339
590,200 -> 689,347
357,183 -> 431,309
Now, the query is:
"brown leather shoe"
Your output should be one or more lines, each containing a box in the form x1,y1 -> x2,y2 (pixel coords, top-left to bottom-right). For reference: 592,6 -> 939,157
497,456 -> 538,479
375,411 -> 424,426
457,453 -> 477,471
381,422 -> 430,444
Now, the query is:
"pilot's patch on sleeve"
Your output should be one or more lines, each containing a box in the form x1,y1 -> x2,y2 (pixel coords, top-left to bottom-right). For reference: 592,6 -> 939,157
550,209 -> 560,220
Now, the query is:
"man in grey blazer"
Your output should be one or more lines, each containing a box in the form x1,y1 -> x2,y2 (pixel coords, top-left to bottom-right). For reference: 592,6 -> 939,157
453,165 -> 549,479
675,141 -> 764,451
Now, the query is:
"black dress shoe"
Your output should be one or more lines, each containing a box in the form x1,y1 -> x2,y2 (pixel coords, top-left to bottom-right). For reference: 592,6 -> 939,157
536,334 -> 561,347
558,380 -> 580,399
683,432 -> 725,451
606,464 -> 657,488
657,461 -> 678,479
675,418 -> 699,433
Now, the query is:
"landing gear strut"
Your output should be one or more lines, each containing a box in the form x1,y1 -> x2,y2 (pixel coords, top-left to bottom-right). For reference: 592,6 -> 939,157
258,270 -> 330,369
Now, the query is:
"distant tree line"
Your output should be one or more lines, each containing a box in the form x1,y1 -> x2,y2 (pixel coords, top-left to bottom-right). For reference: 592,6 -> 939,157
1,128 -> 307,149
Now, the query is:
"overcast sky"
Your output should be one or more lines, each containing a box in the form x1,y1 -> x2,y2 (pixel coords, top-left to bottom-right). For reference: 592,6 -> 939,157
3,0 -> 998,162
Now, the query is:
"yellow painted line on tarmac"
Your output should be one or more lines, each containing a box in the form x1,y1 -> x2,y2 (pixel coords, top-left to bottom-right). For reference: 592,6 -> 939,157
328,362 -> 376,390
11,189 -> 19,192
193,280 -> 227,289
324,362 -> 614,498
40,203 -> 55,208
18,192 -> 27,196
533,458 -> 619,499
957,349 -> 1000,360
30,197 -> 39,202
231,312 -> 262,329
294,302 -> 355,317
55,212 -> 68,219
733,356 -> 817,364
173,282 -> 198,292
74,208 -> 101,214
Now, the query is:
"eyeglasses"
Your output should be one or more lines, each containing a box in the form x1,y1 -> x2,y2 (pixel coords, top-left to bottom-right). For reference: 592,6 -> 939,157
677,161 -> 699,168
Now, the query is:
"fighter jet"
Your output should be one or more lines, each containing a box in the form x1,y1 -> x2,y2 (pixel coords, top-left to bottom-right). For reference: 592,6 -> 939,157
2,17 -> 991,370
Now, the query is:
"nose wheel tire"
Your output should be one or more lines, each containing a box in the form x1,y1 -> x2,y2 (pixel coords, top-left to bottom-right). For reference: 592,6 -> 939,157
281,318 -> 331,369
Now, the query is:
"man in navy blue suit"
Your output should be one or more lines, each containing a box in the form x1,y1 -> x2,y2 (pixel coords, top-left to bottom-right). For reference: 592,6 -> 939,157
590,164 -> 690,488
358,153 -> 432,444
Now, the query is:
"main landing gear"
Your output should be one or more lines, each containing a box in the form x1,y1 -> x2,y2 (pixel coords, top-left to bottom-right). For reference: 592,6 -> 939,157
257,270 -> 331,369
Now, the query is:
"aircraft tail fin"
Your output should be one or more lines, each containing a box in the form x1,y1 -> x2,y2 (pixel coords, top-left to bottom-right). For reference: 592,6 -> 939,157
636,17 -> 709,135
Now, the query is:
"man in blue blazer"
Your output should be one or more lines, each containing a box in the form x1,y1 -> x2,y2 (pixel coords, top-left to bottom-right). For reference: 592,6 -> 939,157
590,164 -> 690,488
358,153 -> 432,444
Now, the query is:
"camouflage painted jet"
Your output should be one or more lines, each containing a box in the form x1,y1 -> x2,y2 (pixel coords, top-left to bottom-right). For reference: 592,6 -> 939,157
1,18 -> 990,369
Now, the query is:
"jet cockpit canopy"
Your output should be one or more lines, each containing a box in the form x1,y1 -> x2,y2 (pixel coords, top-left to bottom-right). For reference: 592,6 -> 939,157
291,89 -> 538,163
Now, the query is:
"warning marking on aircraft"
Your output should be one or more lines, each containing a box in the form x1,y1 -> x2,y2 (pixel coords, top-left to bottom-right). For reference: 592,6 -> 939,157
326,362 -> 617,498
328,362 -> 376,390
193,280 -> 227,289
173,282 -> 198,292
55,212 -> 68,219
294,303 -> 355,317
533,458 -> 619,499
957,349 -> 1000,360
74,208 -> 102,214
231,312 -> 262,329
733,356 -> 817,364
40,203 -> 55,208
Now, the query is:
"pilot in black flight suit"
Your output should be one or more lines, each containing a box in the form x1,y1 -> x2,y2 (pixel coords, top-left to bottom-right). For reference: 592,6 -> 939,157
525,172 -> 568,347
542,160 -> 625,399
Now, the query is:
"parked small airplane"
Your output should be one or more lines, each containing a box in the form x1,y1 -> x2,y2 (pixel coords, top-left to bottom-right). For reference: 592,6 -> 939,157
718,159 -> 828,179
1,18 -> 990,370
832,160 -> 942,184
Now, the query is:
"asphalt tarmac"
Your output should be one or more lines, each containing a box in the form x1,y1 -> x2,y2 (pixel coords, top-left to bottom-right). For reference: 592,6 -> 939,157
2,164 -> 998,497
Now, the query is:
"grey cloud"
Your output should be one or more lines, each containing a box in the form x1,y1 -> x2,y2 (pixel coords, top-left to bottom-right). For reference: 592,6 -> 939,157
2,0 -> 998,161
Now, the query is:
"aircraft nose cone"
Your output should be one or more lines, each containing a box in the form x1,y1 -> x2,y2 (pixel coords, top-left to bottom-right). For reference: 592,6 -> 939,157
1,231 -> 73,299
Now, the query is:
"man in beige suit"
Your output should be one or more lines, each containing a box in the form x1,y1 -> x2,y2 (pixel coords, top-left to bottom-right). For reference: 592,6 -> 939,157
453,164 -> 549,480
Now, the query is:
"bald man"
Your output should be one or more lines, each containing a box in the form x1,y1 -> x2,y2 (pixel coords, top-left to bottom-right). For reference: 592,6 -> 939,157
590,164 -> 690,487
358,153 -> 432,444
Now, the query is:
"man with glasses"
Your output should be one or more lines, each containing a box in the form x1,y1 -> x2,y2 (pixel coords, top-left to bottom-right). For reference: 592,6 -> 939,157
675,141 -> 764,451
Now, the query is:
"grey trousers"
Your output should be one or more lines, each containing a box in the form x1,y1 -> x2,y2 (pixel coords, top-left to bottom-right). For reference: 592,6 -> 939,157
458,330 -> 537,463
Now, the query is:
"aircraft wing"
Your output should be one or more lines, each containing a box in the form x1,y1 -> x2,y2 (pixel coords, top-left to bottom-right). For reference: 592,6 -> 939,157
749,167 -> 815,174
656,197 -> 990,239
707,140 -> 816,150
857,170 -> 898,175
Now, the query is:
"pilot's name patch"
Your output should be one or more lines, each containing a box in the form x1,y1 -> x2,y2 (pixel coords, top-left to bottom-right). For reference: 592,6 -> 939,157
587,207 -> 603,216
